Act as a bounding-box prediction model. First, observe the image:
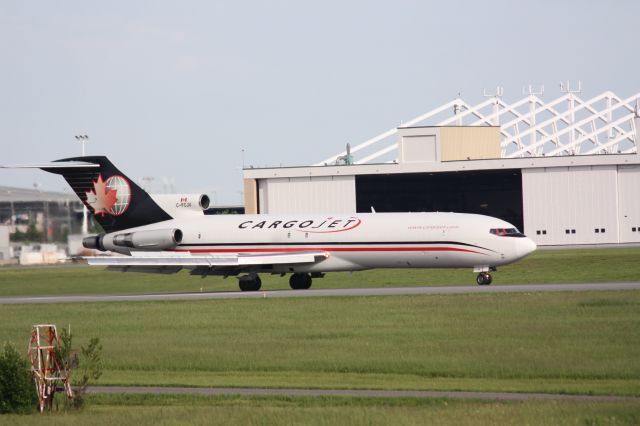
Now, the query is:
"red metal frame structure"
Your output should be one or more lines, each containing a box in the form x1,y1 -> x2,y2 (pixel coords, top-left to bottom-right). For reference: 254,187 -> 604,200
27,324 -> 73,412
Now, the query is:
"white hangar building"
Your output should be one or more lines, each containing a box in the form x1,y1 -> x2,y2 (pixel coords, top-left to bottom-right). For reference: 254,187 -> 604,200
243,89 -> 640,246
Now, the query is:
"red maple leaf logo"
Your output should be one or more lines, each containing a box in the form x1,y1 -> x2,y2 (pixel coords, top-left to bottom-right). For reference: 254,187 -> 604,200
85,175 -> 118,216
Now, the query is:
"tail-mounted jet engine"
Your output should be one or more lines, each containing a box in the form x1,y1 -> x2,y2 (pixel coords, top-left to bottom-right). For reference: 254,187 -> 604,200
150,194 -> 210,217
83,228 -> 183,252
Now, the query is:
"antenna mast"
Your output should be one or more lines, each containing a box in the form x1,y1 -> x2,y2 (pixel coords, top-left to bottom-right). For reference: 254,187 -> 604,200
483,86 -> 504,126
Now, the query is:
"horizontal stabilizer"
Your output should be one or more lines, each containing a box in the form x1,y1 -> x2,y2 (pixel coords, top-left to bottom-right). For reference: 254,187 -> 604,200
0,161 -> 100,169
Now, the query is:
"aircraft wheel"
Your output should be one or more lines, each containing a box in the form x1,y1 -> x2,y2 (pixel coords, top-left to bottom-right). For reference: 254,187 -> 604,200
476,273 -> 492,286
239,275 -> 262,292
476,274 -> 484,285
301,274 -> 312,289
290,273 -> 312,290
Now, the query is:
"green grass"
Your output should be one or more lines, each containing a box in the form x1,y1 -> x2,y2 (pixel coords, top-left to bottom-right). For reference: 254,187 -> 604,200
2,394 -> 639,425
1,247 -> 639,297
2,249 -> 639,422
1,291 -> 638,396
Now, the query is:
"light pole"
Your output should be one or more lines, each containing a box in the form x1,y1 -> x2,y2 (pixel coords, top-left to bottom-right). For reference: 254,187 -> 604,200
75,134 -> 89,156
75,135 -> 89,234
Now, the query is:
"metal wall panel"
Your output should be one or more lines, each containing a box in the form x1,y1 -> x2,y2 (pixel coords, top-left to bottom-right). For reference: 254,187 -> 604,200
401,135 -> 437,163
618,165 -> 640,243
440,127 -> 501,161
257,176 -> 356,214
243,179 -> 257,214
522,166 -> 618,245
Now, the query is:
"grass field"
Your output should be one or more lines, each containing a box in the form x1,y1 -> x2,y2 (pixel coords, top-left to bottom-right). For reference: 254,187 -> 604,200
1,291 -> 638,396
2,394 -> 639,425
2,247 -> 639,424
0,247 -> 639,297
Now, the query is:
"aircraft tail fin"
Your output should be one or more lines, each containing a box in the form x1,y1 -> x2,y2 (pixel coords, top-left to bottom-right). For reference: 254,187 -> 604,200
39,156 -> 172,232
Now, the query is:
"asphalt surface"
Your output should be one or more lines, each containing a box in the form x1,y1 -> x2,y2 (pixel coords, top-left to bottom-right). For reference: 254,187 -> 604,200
1,282 -> 639,304
86,385 -> 638,402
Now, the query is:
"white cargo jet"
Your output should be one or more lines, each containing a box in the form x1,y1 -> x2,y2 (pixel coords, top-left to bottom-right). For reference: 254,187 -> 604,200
5,156 -> 536,290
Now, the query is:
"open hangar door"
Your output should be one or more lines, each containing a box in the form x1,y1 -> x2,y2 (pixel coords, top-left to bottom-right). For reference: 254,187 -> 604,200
355,170 -> 524,232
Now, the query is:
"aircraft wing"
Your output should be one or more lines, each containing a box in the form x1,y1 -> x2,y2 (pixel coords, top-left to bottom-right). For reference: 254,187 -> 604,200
83,250 -> 329,269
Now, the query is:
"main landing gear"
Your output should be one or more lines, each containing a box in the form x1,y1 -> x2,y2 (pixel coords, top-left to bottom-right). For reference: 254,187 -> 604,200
289,273 -> 312,290
237,273 -> 318,292
476,272 -> 493,286
238,274 -> 262,292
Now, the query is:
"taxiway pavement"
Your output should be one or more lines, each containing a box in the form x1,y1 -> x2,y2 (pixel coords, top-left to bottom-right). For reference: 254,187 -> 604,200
1,282 -> 639,304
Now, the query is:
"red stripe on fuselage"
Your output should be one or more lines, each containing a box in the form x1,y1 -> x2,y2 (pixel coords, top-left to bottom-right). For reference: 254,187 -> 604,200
171,247 -> 487,255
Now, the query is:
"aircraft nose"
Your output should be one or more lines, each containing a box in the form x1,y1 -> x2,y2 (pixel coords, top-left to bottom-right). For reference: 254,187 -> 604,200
516,237 -> 537,259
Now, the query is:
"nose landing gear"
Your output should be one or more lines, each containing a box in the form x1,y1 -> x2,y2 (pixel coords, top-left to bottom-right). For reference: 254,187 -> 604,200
476,272 -> 492,285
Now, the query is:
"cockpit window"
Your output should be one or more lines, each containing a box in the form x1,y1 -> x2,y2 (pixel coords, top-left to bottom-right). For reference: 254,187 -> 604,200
490,228 -> 526,238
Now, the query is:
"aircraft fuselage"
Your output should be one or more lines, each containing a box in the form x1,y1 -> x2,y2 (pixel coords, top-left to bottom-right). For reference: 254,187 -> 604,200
123,212 -> 536,274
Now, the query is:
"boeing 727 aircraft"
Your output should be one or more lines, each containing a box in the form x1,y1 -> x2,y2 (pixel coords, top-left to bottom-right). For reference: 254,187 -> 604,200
6,156 -> 536,291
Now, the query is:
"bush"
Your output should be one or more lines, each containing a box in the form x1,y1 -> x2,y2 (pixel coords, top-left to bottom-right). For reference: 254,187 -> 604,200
9,223 -> 43,242
0,343 -> 37,414
72,337 -> 103,409
55,328 -> 102,410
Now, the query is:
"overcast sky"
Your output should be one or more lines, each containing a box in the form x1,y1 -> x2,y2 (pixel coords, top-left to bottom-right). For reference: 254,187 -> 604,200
1,0 -> 638,204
